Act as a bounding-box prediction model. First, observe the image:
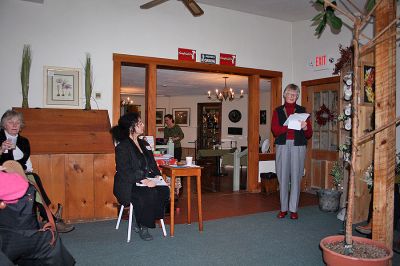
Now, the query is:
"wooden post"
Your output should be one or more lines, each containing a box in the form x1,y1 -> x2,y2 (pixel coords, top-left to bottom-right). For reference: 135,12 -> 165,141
372,0 -> 396,247
247,75 -> 260,191
146,63 -> 157,137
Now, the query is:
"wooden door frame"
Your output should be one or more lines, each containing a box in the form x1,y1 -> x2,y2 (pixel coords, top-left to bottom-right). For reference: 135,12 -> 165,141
301,76 -> 340,191
113,53 -> 282,192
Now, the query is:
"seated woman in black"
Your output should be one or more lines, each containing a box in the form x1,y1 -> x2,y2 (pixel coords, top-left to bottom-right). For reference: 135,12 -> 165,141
111,112 -> 169,241
0,109 -> 74,233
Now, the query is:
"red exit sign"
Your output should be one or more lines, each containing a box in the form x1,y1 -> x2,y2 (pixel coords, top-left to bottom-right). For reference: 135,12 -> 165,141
315,55 -> 327,67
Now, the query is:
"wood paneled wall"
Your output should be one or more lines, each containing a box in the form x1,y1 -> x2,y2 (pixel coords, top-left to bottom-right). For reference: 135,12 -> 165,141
31,153 -> 116,222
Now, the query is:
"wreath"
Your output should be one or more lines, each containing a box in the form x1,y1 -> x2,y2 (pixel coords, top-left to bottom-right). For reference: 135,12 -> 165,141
315,104 -> 335,126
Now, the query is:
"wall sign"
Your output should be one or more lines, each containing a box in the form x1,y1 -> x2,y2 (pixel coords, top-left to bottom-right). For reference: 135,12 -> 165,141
201,54 -> 216,64
220,53 -> 236,66
178,48 -> 196,61
307,54 -> 335,71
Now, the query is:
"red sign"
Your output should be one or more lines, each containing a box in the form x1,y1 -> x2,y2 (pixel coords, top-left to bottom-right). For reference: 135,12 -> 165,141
178,48 -> 196,61
220,53 -> 236,66
315,55 -> 327,67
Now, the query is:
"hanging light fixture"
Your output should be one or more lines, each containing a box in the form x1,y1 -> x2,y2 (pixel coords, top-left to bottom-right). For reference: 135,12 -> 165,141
207,77 -> 243,102
120,97 -> 134,106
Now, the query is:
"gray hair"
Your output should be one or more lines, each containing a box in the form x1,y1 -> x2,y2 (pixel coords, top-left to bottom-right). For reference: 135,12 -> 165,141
1,110 -> 25,129
283,83 -> 300,98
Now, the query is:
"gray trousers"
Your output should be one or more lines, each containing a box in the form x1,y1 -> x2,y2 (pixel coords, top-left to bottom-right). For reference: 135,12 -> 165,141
276,140 -> 306,213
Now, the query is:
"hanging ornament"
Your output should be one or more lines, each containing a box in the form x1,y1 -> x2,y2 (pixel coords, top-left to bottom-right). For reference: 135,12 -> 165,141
315,104 -> 335,126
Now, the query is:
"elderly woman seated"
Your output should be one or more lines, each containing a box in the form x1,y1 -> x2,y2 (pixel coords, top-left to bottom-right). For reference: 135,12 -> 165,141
0,109 -> 74,233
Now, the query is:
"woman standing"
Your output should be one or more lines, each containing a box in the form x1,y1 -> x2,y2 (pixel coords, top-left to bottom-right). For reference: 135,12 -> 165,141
164,114 -> 184,162
271,84 -> 313,220
111,112 -> 169,241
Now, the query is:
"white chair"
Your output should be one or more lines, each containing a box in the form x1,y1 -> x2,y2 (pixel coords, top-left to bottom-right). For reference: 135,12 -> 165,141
261,139 -> 270,154
115,203 -> 167,242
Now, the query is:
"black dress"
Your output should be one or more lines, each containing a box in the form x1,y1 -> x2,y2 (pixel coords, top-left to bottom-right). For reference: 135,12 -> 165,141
113,138 -> 169,228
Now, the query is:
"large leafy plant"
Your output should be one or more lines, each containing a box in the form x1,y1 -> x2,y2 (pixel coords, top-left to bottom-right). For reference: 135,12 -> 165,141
312,0 -> 399,255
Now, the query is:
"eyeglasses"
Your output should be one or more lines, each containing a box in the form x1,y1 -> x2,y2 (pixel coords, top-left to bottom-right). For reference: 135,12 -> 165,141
285,93 -> 297,98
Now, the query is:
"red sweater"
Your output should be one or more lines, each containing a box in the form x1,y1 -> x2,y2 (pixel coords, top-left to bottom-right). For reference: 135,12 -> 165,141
271,102 -> 313,140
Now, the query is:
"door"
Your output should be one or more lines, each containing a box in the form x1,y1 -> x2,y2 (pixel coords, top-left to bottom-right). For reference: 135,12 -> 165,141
302,77 -> 340,190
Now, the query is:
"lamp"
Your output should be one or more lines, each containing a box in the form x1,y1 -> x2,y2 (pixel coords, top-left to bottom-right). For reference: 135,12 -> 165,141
208,77 -> 243,102
121,97 -> 134,106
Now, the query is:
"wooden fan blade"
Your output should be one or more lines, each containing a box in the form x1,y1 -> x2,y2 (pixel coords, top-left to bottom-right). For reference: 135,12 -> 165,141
182,0 -> 204,17
140,0 -> 169,9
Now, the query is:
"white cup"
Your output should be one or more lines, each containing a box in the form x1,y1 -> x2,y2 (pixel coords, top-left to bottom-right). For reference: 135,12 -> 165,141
185,156 -> 193,166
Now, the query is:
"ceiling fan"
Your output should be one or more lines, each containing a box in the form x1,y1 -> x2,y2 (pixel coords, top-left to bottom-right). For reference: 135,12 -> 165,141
140,0 -> 204,17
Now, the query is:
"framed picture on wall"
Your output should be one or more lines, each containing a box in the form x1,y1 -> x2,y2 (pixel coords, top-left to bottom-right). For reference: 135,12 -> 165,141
172,108 -> 190,127
156,108 -> 166,126
362,64 -> 375,104
43,66 -> 81,108
260,110 -> 267,124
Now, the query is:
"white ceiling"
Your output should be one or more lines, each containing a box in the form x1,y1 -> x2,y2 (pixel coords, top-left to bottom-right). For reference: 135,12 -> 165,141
121,66 -> 271,97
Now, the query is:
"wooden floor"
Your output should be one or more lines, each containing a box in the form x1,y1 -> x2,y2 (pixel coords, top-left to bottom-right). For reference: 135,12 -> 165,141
165,166 -> 318,224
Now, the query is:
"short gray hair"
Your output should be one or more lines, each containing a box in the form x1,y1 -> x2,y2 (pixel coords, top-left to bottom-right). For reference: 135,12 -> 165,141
1,110 -> 25,129
283,83 -> 300,97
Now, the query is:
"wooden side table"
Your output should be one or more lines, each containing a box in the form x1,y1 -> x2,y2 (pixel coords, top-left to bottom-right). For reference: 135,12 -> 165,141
160,165 -> 203,237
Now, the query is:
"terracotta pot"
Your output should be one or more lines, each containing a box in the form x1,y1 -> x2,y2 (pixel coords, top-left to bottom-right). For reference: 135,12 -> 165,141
320,235 -> 393,266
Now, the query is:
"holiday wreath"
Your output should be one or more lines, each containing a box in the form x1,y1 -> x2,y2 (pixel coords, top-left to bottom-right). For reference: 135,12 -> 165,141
315,104 -> 335,126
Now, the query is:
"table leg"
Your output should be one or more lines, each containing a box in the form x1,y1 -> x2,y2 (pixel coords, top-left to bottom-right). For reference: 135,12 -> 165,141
187,176 -> 191,224
196,174 -> 203,232
170,175 -> 175,237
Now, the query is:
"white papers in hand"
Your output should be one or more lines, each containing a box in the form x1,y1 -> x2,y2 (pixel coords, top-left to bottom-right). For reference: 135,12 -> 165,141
136,176 -> 168,187
283,113 -> 310,130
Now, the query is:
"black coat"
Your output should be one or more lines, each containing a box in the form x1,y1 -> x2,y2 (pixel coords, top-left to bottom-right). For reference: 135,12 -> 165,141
0,129 -> 30,170
113,138 -> 161,206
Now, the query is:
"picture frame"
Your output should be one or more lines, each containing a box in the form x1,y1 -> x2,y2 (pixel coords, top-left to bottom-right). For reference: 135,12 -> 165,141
172,108 -> 190,127
362,64 -> 375,104
156,108 -> 166,126
260,110 -> 267,125
43,66 -> 82,108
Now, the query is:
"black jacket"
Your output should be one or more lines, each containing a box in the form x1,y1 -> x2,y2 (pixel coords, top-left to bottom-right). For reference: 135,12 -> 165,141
113,138 -> 161,206
0,129 -> 30,170
274,104 -> 308,146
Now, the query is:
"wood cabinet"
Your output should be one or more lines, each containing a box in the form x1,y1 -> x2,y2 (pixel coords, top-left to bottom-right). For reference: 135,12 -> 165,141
14,108 -> 116,222
197,102 -> 222,149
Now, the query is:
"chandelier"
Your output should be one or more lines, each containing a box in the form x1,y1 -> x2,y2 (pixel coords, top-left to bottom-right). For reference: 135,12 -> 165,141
208,77 -> 243,102
120,97 -> 134,106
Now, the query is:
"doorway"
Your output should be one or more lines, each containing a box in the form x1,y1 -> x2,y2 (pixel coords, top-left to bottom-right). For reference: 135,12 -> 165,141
302,77 -> 340,190
113,53 -> 282,192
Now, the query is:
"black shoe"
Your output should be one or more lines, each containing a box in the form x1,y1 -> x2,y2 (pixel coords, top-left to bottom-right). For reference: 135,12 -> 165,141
139,226 -> 153,241
55,218 -> 75,233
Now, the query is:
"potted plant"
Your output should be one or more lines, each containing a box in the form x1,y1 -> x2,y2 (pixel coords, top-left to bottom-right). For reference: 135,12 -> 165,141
312,0 -> 396,264
84,53 -> 93,110
317,161 -> 343,212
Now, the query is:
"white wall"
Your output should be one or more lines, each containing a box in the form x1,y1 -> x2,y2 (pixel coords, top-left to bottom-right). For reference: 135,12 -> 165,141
292,13 -> 399,152
0,0 -> 293,117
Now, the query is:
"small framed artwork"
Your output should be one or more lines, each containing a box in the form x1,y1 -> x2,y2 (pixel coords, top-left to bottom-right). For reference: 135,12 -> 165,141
172,108 -> 190,127
156,108 -> 166,126
362,64 -> 375,104
260,110 -> 267,125
43,66 -> 81,108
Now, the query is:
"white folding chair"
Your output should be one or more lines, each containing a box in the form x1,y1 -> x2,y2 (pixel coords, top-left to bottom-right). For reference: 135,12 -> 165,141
115,203 -> 167,242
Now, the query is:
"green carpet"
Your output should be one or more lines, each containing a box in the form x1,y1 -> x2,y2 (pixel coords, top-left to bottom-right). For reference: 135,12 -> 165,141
61,206 -> 399,266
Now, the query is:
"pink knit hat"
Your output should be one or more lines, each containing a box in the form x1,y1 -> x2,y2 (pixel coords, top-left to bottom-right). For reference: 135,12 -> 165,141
0,171 -> 29,203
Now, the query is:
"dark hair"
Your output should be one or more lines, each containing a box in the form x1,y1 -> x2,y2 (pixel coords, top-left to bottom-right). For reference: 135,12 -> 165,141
110,112 -> 141,142
164,114 -> 174,123
1,110 -> 24,129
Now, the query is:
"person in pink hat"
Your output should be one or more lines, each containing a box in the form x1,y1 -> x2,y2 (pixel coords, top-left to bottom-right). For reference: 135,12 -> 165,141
0,165 -> 75,265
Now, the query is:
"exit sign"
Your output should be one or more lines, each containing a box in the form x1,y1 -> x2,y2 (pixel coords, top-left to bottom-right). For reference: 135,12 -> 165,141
307,54 -> 335,71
